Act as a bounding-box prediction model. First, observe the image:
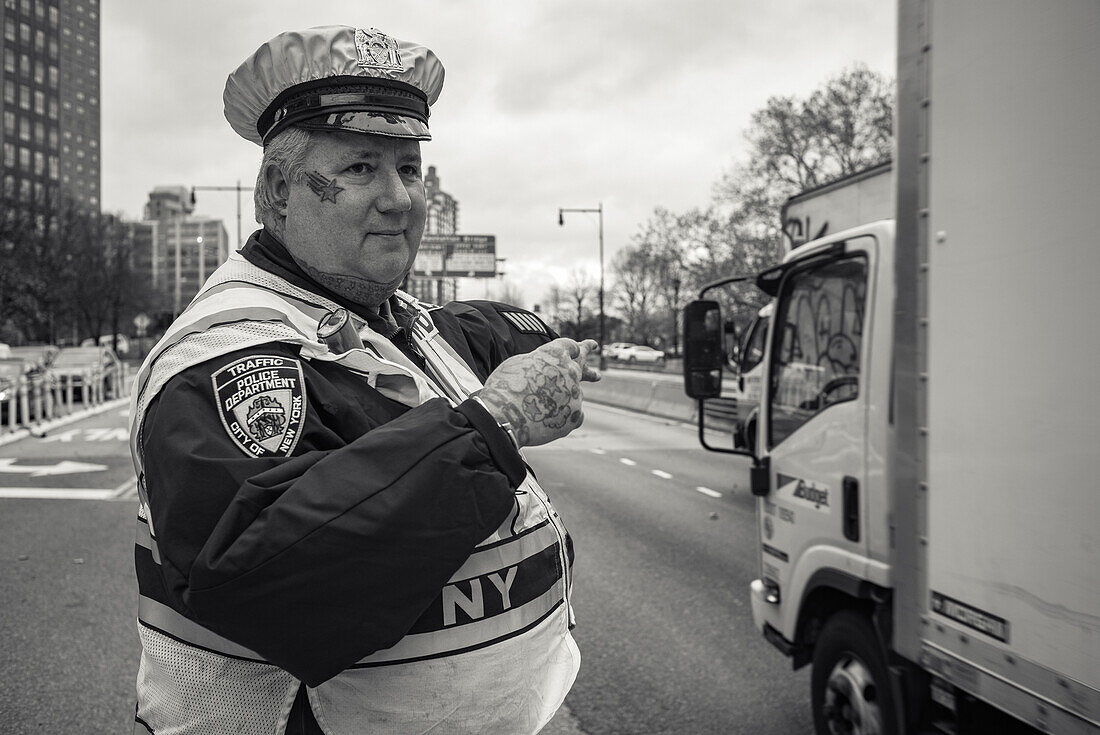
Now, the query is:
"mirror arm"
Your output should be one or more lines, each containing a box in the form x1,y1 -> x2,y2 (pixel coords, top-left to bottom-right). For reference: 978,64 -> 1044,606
695,400 -> 755,457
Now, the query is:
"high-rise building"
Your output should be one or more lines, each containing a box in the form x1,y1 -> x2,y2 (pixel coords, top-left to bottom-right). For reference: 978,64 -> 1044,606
1,0 -> 101,209
424,165 -> 457,236
132,185 -> 229,325
406,165 -> 460,303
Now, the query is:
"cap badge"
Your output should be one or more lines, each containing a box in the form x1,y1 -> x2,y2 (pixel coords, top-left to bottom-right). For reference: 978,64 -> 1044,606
354,28 -> 403,72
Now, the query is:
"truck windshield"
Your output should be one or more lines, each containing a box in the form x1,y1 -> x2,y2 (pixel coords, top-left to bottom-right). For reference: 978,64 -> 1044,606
769,254 -> 867,447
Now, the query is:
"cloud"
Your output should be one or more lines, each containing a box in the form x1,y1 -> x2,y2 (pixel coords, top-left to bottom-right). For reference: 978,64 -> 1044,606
100,0 -> 894,305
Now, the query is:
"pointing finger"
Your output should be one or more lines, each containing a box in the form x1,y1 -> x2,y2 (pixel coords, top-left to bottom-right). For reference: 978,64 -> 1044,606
580,363 -> 601,382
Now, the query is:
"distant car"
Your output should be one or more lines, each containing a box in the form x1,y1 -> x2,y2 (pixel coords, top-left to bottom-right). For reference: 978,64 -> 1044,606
81,334 -> 130,356
604,342 -> 635,360
619,345 -> 665,364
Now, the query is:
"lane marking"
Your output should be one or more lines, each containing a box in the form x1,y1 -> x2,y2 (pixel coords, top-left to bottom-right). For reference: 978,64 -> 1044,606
0,487 -> 117,500
589,448 -> 606,455
619,458 -> 637,466
695,486 -> 722,498
111,477 -> 139,500
0,458 -> 109,476
651,469 -> 673,479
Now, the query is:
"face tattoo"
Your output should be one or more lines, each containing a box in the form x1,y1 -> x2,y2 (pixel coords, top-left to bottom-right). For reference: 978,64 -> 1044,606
298,170 -> 408,308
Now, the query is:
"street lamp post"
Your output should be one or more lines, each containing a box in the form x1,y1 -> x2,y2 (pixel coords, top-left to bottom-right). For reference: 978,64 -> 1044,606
558,203 -> 606,370
173,214 -> 182,318
191,181 -> 251,250
671,277 -> 681,357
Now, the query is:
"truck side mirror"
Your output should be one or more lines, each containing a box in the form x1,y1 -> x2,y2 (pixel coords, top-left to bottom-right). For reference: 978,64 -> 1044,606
682,300 -> 724,399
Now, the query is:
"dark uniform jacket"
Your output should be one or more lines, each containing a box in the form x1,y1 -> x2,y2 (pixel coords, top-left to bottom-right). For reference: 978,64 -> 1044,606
136,230 -> 559,689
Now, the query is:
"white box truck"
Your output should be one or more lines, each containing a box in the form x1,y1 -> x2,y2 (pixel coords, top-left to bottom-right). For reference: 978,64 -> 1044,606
731,163 -> 892,449
682,1 -> 1100,732
781,161 -> 893,251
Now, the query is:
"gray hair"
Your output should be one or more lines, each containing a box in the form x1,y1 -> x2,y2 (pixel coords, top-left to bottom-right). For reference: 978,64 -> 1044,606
254,127 -> 315,229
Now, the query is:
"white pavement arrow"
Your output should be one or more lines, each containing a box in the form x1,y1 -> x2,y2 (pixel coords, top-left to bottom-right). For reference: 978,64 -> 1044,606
0,458 -> 109,477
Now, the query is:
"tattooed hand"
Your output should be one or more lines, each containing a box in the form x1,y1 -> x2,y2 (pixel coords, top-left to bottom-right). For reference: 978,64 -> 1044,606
478,338 -> 601,447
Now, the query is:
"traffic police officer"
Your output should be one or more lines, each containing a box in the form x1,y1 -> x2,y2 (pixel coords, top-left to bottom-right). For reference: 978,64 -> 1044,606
128,24 -> 598,735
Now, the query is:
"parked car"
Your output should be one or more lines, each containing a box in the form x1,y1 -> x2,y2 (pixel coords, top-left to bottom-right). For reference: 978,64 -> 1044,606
9,344 -> 60,371
604,342 -> 636,360
0,360 -> 22,422
618,345 -> 666,364
51,345 -> 121,400
0,356 -> 58,425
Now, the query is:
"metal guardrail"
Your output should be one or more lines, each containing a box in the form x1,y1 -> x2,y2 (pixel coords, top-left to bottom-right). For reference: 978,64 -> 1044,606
0,363 -> 130,435
702,397 -> 740,425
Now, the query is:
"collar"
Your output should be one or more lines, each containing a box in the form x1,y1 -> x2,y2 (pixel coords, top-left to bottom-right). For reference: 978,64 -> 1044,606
241,228 -> 420,337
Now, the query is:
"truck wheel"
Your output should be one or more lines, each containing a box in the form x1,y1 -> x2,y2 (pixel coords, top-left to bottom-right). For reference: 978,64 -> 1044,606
811,610 -> 897,735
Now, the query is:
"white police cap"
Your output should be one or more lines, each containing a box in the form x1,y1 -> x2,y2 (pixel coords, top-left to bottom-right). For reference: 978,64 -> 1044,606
223,26 -> 445,146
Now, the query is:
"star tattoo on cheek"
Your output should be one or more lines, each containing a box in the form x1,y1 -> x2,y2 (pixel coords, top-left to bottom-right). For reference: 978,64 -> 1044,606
305,171 -> 344,203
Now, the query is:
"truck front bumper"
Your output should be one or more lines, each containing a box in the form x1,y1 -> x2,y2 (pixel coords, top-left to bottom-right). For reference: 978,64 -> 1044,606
750,578 -> 782,634
752,578 -> 802,662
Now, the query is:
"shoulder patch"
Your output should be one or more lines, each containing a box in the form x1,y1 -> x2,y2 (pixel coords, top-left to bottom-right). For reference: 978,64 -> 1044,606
499,310 -> 550,335
211,355 -> 307,458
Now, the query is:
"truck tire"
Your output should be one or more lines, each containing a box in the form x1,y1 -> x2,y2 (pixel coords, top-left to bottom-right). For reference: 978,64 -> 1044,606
811,610 -> 897,735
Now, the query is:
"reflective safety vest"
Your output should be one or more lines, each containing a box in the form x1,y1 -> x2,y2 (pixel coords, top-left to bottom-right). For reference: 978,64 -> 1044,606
128,252 -> 578,735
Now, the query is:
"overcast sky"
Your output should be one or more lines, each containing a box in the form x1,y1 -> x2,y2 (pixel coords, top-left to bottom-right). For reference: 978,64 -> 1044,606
100,0 -> 895,308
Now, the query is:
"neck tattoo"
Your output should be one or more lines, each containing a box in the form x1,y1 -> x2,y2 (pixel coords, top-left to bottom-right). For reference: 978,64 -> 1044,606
299,261 -> 405,310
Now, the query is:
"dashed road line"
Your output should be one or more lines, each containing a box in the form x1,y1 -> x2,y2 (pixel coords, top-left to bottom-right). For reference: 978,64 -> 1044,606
588,451 -> 723,500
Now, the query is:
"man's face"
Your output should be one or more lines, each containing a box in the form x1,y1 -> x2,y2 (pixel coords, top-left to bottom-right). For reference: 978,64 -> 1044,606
282,130 -> 426,307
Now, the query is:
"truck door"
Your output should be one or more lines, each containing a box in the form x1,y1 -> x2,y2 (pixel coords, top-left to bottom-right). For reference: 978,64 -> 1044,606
757,237 -> 875,641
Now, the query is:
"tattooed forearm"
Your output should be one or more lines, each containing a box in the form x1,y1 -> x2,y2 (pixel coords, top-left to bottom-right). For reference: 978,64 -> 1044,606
305,171 -> 345,203
478,338 -> 597,448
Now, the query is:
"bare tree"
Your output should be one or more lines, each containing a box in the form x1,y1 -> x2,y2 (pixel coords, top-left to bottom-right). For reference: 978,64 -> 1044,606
490,280 -> 526,310
610,245 -> 662,344
717,64 -> 895,212
605,65 -> 894,346
562,269 -> 595,338
0,192 -> 152,346
68,213 -> 150,349
543,284 -> 565,333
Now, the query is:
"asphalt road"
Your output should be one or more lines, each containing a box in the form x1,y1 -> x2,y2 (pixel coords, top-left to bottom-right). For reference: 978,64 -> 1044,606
528,402 -> 811,735
0,399 -> 812,734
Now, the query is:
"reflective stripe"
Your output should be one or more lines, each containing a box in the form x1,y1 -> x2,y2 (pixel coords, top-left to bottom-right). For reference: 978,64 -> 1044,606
355,589 -> 564,666
451,519 -> 557,581
134,514 -> 161,565
137,595 -> 267,662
